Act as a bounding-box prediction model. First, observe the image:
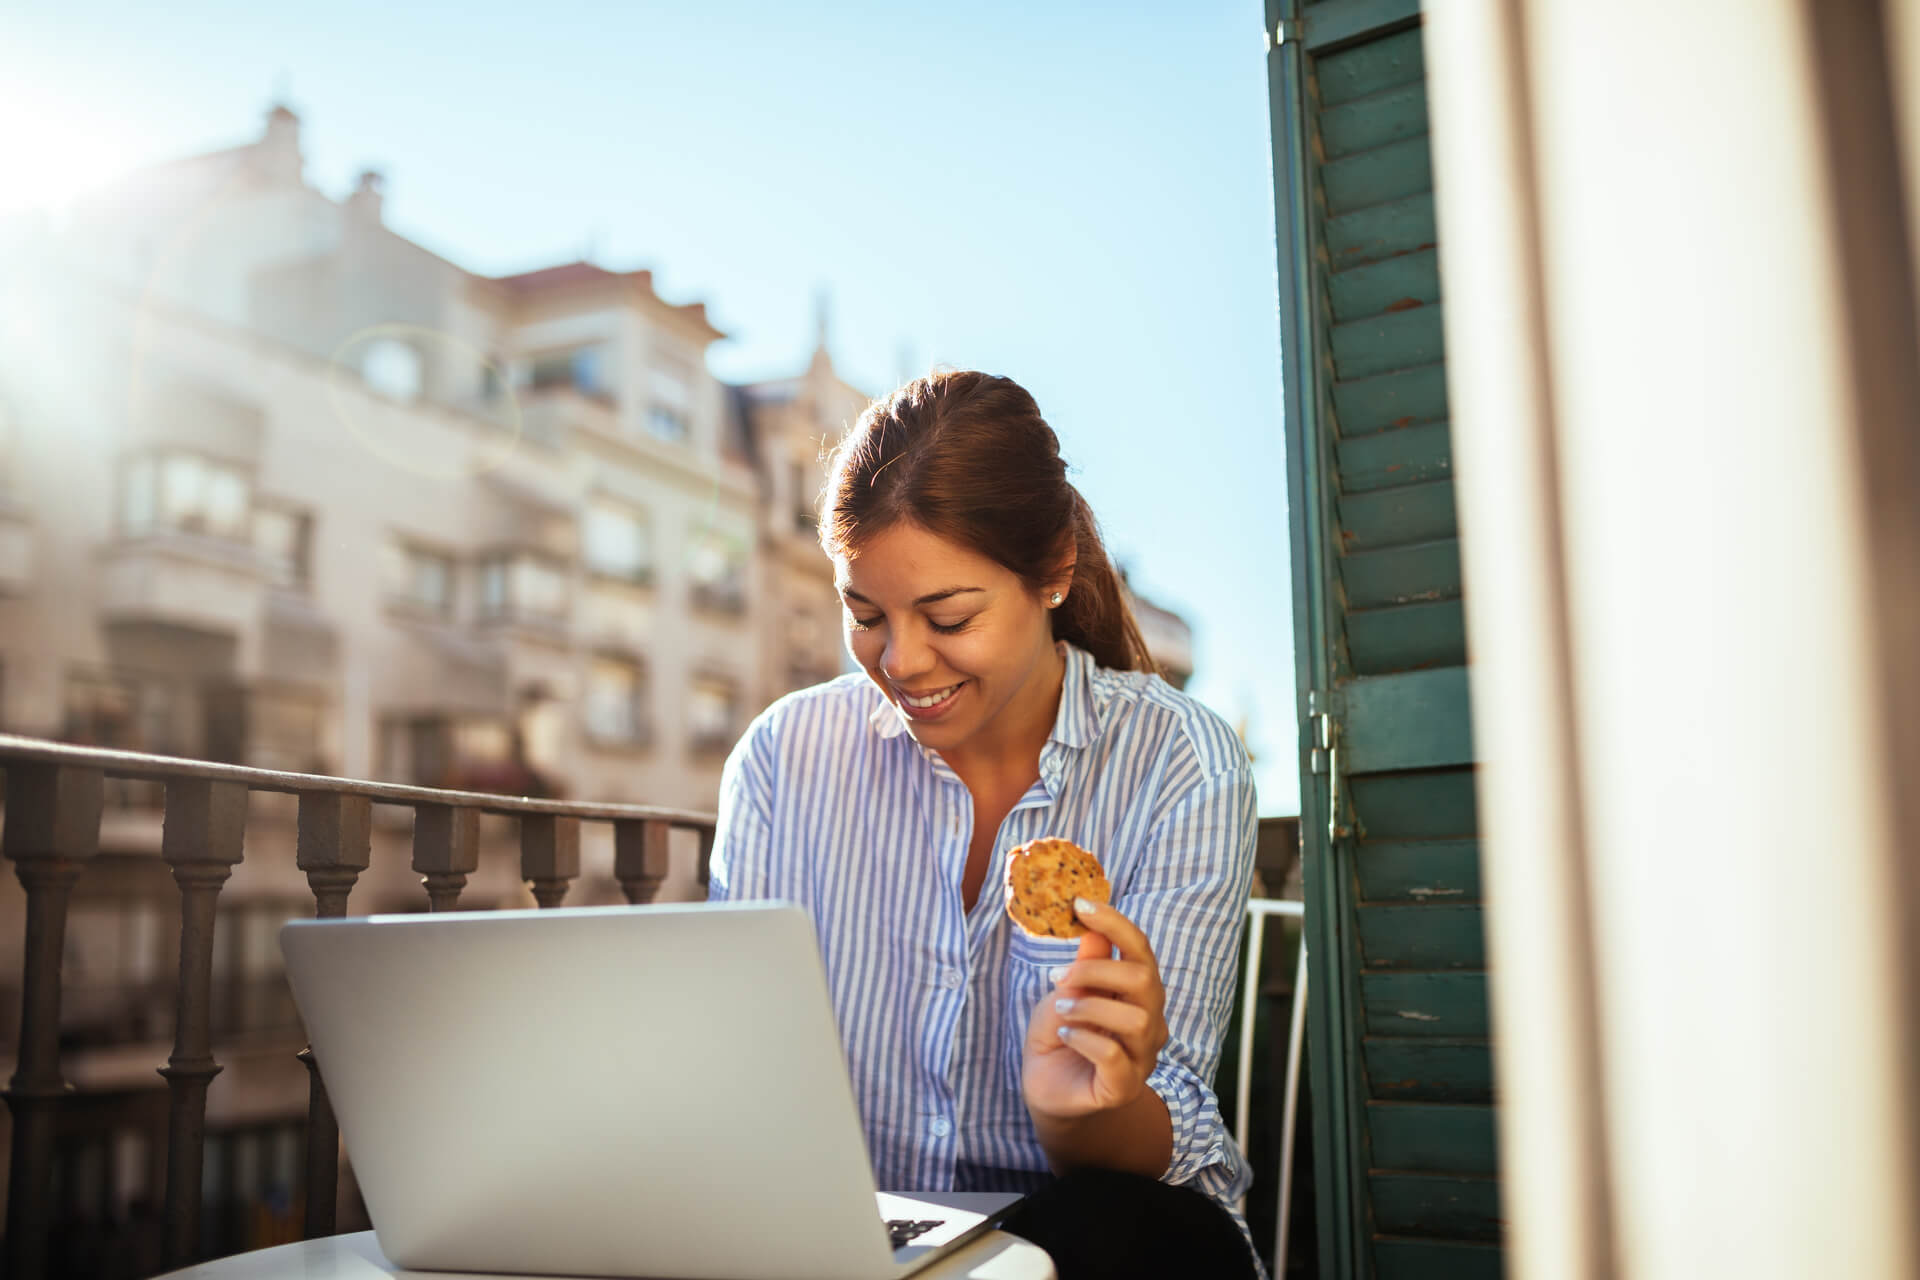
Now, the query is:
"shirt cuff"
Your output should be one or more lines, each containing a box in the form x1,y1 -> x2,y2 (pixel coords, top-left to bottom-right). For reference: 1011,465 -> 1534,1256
1145,1060 -> 1247,1194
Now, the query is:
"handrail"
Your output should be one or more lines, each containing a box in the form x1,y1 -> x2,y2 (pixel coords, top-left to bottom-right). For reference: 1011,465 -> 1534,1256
0,733 -> 715,825
1236,896 -> 1307,1276
0,733 -> 717,1279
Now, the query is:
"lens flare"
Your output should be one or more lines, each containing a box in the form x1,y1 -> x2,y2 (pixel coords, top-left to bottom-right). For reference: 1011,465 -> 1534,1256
326,323 -> 521,481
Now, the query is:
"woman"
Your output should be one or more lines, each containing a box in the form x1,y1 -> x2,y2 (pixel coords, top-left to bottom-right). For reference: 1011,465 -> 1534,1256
709,370 -> 1261,1278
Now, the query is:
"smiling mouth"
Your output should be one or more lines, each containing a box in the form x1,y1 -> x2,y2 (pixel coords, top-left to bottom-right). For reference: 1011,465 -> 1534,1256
898,682 -> 964,709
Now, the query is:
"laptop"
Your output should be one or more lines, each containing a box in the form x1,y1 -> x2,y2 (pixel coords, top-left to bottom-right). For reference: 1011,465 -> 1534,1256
281,901 -> 1023,1279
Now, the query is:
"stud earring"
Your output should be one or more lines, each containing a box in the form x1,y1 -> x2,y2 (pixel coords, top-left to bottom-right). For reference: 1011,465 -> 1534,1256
1048,592 -> 1064,607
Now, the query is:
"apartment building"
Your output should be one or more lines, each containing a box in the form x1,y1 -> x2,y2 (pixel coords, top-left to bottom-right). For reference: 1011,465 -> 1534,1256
0,105 -> 859,818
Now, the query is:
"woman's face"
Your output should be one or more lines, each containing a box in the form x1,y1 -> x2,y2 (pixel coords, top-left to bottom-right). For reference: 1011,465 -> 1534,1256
835,521 -> 1065,759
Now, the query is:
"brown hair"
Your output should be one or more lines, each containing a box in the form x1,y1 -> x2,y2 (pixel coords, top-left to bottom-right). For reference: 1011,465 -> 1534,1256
820,369 -> 1156,675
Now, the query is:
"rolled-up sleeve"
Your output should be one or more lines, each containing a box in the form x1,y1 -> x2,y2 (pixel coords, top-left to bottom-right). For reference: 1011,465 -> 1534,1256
1123,763 -> 1259,1195
707,711 -> 777,903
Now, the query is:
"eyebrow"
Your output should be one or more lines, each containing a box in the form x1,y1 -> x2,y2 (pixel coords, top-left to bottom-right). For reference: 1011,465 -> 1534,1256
839,586 -> 986,607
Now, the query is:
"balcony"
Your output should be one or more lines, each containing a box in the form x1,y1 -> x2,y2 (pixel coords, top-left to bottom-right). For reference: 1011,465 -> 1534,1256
515,386 -> 614,450
688,578 -> 747,617
0,738 -> 1314,1280
99,534 -> 264,636
0,734 -> 716,1280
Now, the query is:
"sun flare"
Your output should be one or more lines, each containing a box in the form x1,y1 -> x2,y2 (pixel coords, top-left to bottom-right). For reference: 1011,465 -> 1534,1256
0,88 -> 147,215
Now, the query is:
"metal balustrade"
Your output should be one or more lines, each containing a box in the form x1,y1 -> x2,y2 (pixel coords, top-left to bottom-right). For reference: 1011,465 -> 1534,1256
0,734 -> 716,1280
1235,896 -> 1307,1277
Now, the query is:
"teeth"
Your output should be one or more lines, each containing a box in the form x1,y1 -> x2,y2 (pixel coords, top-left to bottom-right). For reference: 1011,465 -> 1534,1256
903,684 -> 960,709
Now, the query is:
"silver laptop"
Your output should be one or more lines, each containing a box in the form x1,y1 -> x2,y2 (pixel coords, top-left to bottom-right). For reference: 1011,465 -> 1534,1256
281,901 -> 1021,1279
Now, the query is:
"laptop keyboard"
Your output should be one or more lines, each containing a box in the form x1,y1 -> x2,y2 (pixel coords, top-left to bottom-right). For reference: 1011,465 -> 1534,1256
886,1218 -> 947,1249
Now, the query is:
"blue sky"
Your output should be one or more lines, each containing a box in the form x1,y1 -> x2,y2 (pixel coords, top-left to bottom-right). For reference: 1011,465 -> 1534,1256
3,0 -> 1302,815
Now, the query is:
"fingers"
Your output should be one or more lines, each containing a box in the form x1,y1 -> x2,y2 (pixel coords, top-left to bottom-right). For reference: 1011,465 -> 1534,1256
1072,898 -> 1156,969
1049,957 -> 1163,1007
1054,1022 -> 1127,1072
1053,993 -> 1153,1045
1071,928 -> 1109,965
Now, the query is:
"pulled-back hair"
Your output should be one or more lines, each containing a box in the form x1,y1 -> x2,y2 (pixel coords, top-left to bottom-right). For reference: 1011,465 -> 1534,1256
820,369 -> 1155,675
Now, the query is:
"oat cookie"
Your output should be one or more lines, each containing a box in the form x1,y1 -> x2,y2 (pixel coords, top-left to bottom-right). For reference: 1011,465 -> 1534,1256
1004,836 -> 1111,939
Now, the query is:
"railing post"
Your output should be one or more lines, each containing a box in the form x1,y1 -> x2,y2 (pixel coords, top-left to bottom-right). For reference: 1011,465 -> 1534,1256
520,814 -> 580,908
158,777 -> 248,1270
412,804 -> 479,911
2,764 -> 103,1280
613,818 -> 671,904
294,792 -> 371,1239
696,825 -> 715,889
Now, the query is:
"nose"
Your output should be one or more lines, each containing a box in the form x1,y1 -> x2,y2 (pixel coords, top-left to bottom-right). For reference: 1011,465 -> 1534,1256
880,621 -> 934,684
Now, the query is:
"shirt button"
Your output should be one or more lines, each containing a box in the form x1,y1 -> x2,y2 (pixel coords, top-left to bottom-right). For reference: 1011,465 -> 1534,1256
941,968 -> 963,989
930,1116 -> 952,1138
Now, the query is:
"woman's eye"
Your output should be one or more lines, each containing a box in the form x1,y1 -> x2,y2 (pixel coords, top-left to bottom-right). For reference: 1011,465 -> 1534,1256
846,613 -> 883,631
929,618 -> 974,635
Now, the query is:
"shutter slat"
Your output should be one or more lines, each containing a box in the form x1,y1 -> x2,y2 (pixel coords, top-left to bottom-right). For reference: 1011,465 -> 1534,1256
1347,599 -> 1468,674
1362,972 -> 1492,1039
1359,903 -> 1487,970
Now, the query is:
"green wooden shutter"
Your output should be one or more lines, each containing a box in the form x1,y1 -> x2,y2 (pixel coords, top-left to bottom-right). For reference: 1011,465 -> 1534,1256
1267,2 -> 1503,1277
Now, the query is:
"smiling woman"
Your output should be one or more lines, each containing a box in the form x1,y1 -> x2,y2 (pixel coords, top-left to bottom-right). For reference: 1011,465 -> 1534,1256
709,370 -> 1264,1279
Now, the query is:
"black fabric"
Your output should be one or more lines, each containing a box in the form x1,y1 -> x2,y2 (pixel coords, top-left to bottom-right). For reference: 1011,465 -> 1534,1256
997,1167 -> 1259,1280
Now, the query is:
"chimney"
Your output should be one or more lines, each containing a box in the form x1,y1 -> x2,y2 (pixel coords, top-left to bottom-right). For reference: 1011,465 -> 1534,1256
256,103 -> 304,184
349,169 -> 386,224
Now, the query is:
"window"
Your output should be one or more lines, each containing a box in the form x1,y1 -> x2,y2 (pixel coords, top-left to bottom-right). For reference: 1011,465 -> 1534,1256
647,358 -> 694,441
62,668 -> 188,756
248,686 -> 327,772
584,655 -> 650,746
479,358 -> 505,402
688,675 -> 739,751
478,552 -> 568,622
645,404 -> 689,443
362,338 -> 423,402
380,714 -> 512,787
527,344 -> 607,397
253,505 -> 312,590
63,669 -> 136,749
381,538 -> 454,615
122,451 -> 251,539
582,501 -> 651,583
687,529 -> 747,614
121,457 -> 155,534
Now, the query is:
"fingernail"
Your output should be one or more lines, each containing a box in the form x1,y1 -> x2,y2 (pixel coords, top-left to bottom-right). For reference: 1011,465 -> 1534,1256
1055,997 -> 1076,1016
1074,897 -> 1097,916
1047,965 -> 1071,985
1057,1025 -> 1074,1042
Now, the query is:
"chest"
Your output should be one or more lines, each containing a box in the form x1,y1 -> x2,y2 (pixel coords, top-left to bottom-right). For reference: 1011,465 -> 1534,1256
960,783 -> 1034,912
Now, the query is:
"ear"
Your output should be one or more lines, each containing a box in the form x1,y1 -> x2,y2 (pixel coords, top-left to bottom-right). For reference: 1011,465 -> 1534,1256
1044,555 -> 1076,607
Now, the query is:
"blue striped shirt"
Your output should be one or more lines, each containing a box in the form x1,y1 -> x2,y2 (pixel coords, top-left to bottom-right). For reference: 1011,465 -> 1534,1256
708,641 -> 1258,1229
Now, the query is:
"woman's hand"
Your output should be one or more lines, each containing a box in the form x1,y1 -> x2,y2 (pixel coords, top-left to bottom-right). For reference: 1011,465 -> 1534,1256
1021,897 -> 1170,1120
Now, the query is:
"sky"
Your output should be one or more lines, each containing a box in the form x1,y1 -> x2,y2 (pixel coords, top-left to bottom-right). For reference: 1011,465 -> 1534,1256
1,0 -> 1303,815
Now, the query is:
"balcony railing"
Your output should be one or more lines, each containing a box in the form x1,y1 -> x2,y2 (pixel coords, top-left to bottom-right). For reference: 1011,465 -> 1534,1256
0,733 -> 716,1280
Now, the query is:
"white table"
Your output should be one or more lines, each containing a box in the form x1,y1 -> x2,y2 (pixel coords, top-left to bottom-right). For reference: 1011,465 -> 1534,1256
153,1228 -> 1057,1280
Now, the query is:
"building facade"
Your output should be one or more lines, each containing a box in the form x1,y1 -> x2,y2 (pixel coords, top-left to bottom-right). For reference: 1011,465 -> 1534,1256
0,106 -> 864,818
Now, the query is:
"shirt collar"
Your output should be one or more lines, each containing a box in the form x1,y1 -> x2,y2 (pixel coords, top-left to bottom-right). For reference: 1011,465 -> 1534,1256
866,641 -> 1101,753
